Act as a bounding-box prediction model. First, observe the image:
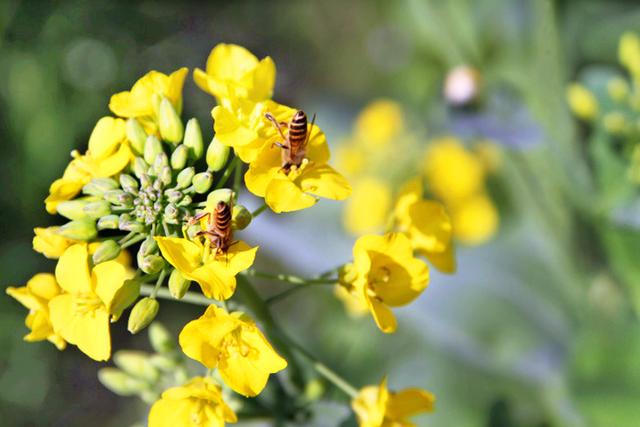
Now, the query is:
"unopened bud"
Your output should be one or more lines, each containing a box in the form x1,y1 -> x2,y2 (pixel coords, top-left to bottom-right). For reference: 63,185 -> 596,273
160,166 -> 172,186
168,269 -> 190,299
103,189 -> 127,205
232,204 -> 252,230
192,172 -> 213,194
176,167 -> 195,189
133,157 -> 149,178
206,137 -> 230,171
144,135 -> 164,165
140,255 -> 164,274
120,174 -> 139,194
126,118 -> 147,155
114,350 -> 160,382
159,98 -> 184,144
97,214 -> 119,230
57,199 -> 91,221
83,178 -> 119,196
119,219 -> 144,233
177,195 -> 192,207
98,368 -> 146,396
149,354 -> 178,371
58,220 -> 97,241
170,144 -> 189,170
167,190 -> 183,203
164,204 -> 178,219
207,188 -> 234,206
139,173 -> 153,190
183,118 -> 203,159
84,200 -> 112,219
148,322 -> 175,353
128,298 -> 160,334
153,152 -> 169,175
92,240 -> 121,264
139,236 -> 158,256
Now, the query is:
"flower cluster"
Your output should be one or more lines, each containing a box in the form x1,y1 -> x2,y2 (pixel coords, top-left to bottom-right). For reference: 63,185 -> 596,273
7,44 -> 438,427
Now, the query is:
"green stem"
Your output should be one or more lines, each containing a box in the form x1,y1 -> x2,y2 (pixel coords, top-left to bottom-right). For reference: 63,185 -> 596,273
150,269 -> 168,298
251,203 -> 269,218
140,284 -> 222,308
214,156 -> 239,190
121,234 -> 146,249
246,270 -> 338,286
233,156 -> 243,195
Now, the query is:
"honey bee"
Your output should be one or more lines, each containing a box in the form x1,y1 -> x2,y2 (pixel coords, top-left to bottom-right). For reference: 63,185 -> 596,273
189,200 -> 233,255
265,110 -> 316,172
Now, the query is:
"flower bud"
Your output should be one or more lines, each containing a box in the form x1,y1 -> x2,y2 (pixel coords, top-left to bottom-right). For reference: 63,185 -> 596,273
97,214 -> 119,230
114,350 -> 160,382
128,298 -> 160,334
167,190 -> 183,203
98,368 -> 146,396
177,195 -> 192,207
140,255 -> 165,275
103,189 -> 127,205
83,178 -> 119,196
160,166 -> 172,186
133,157 -> 149,178
109,278 -> 141,322
83,200 -> 112,219
183,118 -> 203,160
58,220 -> 97,241
168,269 -> 190,299
159,98 -> 184,144
139,173 -> 153,190
164,204 -> 178,220
119,219 -> 145,233
149,354 -> 178,371
206,137 -> 230,171
232,204 -> 252,230
57,199 -> 91,221
148,322 -> 175,353
144,135 -> 164,165
126,118 -> 147,155
153,152 -> 169,175
170,144 -> 189,170
192,172 -> 213,194
207,188 -> 234,205
92,240 -> 121,264
119,174 -> 139,194
176,167 -> 195,189
139,236 -> 158,256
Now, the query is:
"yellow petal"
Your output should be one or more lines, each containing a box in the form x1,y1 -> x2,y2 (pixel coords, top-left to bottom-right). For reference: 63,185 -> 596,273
33,227 -> 74,259
24,311 -> 53,342
265,176 -> 317,213
387,388 -> 435,419
27,273 -> 61,301
299,163 -> 352,201
87,117 -> 126,159
450,193 -> 499,245
91,142 -> 133,177
407,200 -> 452,253
372,256 -> 429,307
148,398 -> 200,427
92,260 -> 128,309
190,263 -> 236,300
55,244 -> 92,294
344,177 -> 392,235
422,242 -> 456,274
155,237 -> 202,275
365,291 -> 397,334
6,286 -> 42,312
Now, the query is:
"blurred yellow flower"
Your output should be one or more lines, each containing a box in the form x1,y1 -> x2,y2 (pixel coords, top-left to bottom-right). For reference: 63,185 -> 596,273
339,233 -> 429,333
335,144 -> 365,177
450,194 -> 499,246
179,305 -> 287,397
6,273 -> 66,350
48,244 -> 131,361
354,99 -> 405,147
148,376 -> 237,427
45,117 -> 132,214
566,83 -> 599,121
194,43 -> 276,102
352,377 -> 435,427
155,236 -> 258,300
344,177 -> 392,235
619,32 -> 640,79
33,226 -> 75,259
245,123 -> 351,213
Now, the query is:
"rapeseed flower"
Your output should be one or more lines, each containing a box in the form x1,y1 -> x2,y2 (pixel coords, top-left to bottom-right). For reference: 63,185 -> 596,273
32,226 -> 76,259
566,83 -> 599,121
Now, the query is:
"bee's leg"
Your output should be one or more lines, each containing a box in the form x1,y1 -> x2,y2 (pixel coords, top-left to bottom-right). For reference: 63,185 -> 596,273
188,211 -> 210,225
305,113 -> 317,146
264,113 -> 289,142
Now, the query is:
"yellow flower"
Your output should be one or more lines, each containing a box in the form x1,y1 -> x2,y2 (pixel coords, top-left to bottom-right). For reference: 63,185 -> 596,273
48,244 -> 131,361
339,233 -> 429,333
33,226 -> 75,259
354,99 -> 405,147
423,136 -> 485,202
245,122 -> 351,213
194,43 -> 276,102
109,68 -> 188,133
148,376 -> 237,427
6,273 -> 66,350
619,32 -> 640,79
344,177 -> 392,235
335,144 -> 365,177
394,178 -> 455,273
45,117 -> 132,214
449,193 -> 499,246
179,305 -> 287,397
566,83 -> 599,121
352,377 -> 435,427
155,236 -> 258,301
212,99 -> 294,163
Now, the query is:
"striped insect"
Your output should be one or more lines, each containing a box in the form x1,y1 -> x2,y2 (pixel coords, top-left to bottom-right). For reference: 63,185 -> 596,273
265,110 -> 316,172
189,200 -> 233,256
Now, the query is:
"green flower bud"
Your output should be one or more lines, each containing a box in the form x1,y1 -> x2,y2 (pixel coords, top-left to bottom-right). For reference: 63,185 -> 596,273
160,166 -> 172,186
166,190 -> 183,203
97,214 -> 119,230
148,322 -> 175,354
168,269 -> 190,299
176,167 -> 195,189
139,173 -> 153,190
57,199 -> 91,221
170,144 -> 189,170
149,354 -> 178,371
206,137 -> 230,172
92,240 -> 121,264
140,255 -> 164,274
152,152 -> 168,175
83,200 -> 112,219
126,118 -> 147,155
140,390 -> 160,405
103,189 -> 127,205
120,174 -> 139,194
232,204 -> 252,230
113,350 -> 160,382
177,195 -> 192,207
207,188 -> 234,205
139,236 -> 158,256
119,219 -> 145,233
144,135 -> 163,165
192,172 -> 213,194
98,368 -> 146,396
128,298 -> 160,334
83,178 -> 119,196
164,204 -> 178,219
133,157 -> 149,178
304,379 -> 325,401
159,98 -> 184,144
58,220 -> 97,241
183,118 -> 203,159
109,278 -> 141,322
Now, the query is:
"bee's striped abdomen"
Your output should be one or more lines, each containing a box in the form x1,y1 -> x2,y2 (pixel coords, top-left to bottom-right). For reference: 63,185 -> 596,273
213,201 -> 233,250
288,110 -> 308,152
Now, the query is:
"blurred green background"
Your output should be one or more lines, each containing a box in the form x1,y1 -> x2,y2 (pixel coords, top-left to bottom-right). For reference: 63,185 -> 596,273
3,0 -> 640,426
